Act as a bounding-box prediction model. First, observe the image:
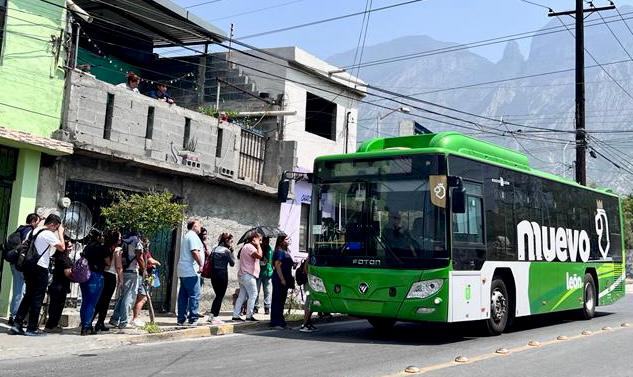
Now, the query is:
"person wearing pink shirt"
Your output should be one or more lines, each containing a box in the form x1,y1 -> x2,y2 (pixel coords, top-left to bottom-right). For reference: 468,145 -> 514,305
232,231 -> 263,321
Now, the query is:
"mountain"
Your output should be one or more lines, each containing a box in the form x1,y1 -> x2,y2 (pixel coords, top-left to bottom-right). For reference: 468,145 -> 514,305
327,8 -> 633,193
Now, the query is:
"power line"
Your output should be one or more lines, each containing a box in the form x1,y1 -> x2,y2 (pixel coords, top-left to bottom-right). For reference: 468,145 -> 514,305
184,0 -> 223,9
595,10 -> 633,62
207,0 -> 306,22
237,0 -> 426,40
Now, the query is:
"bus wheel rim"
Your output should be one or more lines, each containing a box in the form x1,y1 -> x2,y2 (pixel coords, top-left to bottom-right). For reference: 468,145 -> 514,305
585,283 -> 595,311
491,289 -> 507,323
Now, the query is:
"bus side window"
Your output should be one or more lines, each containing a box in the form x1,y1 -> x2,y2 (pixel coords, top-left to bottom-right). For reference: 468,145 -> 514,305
452,183 -> 484,244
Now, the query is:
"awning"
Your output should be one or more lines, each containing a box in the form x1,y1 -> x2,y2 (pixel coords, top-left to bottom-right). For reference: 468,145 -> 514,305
0,126 -> 73,156
72,0 -> 226,47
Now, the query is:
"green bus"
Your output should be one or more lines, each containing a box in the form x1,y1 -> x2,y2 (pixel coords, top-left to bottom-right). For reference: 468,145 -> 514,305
305,132 -> 626,335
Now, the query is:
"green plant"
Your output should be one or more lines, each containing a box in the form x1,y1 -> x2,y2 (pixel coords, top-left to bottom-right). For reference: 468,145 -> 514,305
197,106 -> 239,119
143,322 -> 161,334
101,191 -> 186,238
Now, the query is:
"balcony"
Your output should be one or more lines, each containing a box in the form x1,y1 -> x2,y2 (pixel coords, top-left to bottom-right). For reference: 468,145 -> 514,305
60,69 -> 275,192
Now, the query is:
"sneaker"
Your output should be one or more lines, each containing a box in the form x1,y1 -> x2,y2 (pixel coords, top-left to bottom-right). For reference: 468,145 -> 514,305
7,316 -> 14,326
176,321 -> 186,326
206,315 -> 214,323
264,308 -> 270,315
253,307 -> 259,314
132,319 -> 146,327
231,317 -> 245,322
188,320 -> 201,327
271,325 -> 287,330
307,324 -> 318,331
44,326 -> 63,334
212,319 -> 225,325
108,319 -> 119,328
8,325 -> 25,336
299,325 -> 313,333
118,323 -> 132,329
245,317 -> 258,322
25,329 -> 47,337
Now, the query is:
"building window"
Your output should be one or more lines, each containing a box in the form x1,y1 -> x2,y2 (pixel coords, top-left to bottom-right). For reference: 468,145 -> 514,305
216,128 -> 223,158
305,92 -> 337,141
183,117 -> 191,149
0,0 -> 6,59
145,106 -> 155,139
299,203 -> 310,253
103,93 -> 115,139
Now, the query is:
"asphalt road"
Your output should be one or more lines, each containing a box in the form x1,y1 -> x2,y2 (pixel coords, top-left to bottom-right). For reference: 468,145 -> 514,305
1,295 -> 632,377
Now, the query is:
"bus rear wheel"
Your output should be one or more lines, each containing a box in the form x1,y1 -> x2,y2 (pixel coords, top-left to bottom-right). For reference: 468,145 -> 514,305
485,278 -> 510,336
580,273 -> 597,320
368,317 -> 396,331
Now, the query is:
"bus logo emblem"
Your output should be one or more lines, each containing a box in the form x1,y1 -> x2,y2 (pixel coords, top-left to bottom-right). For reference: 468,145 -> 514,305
359,282 -> 369,294
434,183 -> 446,200
595,201 -> 610,260
492,177 -> 510,187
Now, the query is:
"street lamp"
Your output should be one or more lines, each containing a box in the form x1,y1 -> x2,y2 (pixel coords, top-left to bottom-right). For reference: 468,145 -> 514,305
376,106 -> 410,138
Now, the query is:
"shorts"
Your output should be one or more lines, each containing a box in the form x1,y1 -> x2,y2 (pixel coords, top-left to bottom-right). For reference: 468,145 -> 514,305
137,275 -> 147,295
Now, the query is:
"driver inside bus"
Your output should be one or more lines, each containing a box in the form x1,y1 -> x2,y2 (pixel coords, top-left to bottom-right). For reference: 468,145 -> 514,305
382,211 -> 418,258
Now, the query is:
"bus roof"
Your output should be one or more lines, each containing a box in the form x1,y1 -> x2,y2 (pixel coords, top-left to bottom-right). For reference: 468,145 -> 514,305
315,132 -> 617,197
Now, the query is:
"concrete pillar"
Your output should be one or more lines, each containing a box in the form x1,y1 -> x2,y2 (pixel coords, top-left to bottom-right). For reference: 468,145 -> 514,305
0,149 -> 41,315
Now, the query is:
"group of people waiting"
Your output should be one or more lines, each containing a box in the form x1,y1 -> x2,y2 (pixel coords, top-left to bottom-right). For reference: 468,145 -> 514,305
117,72 -> 176,104
6,213 -> 160,336
177,219 -> 317,332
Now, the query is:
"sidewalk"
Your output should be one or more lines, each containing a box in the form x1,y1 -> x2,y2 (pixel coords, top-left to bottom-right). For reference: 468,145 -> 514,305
0,309 -> 340,361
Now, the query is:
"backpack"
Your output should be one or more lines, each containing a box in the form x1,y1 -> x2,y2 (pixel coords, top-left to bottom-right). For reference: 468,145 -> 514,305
14,229 -> 46,272
295,259 -> 308,286
120,236 -> 141,270
71,254 -> 91,283
2,226 -> 32,264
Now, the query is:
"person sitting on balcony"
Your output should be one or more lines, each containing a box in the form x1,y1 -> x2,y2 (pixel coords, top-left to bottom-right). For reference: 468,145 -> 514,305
117,72 -> 140,93
148,82 -> 175,104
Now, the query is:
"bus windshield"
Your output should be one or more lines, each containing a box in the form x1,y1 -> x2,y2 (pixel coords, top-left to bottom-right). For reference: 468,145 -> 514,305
311,155 -> 448,269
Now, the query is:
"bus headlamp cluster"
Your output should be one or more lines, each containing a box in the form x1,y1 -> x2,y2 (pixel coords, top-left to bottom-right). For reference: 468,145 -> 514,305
406,279 -> 443,299
308,274 -> 326,293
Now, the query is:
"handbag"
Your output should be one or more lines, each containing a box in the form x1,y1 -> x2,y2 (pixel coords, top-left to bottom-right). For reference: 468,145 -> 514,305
201,247 -> 214,279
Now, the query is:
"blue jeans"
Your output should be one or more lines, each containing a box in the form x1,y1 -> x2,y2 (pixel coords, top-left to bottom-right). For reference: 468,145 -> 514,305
9,264 -> 25,318
110,271 -> 138,327
177,276 -> 201,324
79,271 -> 104,329
255,276 -> 272,310
233,273 -> 258,318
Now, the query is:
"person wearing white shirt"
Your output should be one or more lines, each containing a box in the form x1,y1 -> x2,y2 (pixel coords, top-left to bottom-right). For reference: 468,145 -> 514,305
9,214 -> 65,336
116,72 -> 140,93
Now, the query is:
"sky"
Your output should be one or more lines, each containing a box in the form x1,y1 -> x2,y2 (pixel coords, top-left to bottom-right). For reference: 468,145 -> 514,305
174,0 -> 633,63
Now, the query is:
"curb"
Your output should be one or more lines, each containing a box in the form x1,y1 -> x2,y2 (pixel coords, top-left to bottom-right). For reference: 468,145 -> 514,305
120,315 -> 348,345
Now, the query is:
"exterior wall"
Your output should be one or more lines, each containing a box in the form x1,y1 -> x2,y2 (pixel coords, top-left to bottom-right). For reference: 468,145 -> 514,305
0,0 -> 66,136
63,70 -> 254,187
0,0 -> 67,314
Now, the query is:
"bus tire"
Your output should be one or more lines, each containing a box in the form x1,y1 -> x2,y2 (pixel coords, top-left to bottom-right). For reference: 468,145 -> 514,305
580,273 -> 597,320
485,278 -> 510,336
368,317 -> 396,331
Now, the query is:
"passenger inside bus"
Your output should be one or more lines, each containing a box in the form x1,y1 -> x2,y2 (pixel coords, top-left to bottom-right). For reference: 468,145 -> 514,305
382,211 -> 417,258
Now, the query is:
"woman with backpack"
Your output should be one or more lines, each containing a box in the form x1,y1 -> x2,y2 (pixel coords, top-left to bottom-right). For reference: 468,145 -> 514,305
270,236 -> 295,329
78,233 -> 111,335
93,230 -> 122,332
206,232 -> 235,324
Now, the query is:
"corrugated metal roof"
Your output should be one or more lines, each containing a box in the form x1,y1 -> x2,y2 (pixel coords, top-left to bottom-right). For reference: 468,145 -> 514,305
74,0 -> 226,46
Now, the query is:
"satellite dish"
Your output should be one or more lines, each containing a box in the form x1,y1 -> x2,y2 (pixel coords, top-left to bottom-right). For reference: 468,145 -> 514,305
62,201 -> 93,241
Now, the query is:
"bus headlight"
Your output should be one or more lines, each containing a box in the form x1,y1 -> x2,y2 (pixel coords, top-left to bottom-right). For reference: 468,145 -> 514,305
308,274 -> 326,293
406,279 -> 443,299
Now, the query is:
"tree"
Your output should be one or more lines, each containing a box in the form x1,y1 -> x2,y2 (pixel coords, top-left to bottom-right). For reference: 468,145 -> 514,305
622,195 -> 633,250
101,191 -> 186,325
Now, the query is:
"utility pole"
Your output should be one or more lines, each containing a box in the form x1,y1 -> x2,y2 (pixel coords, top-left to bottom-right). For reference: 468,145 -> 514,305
549,1 -> 614,185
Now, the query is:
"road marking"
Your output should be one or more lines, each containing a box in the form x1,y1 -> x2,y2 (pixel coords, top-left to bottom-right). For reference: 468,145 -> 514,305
377,323 -> 633,377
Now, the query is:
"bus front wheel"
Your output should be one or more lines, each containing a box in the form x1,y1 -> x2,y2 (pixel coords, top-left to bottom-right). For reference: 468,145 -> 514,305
368,317 -> 396,331
485,278 -> 510,336
580,273 -> 597,320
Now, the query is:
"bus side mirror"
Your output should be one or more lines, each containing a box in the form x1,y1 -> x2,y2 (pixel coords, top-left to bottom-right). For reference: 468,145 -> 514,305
278,179 -> 290,203
448,176 -> 466,214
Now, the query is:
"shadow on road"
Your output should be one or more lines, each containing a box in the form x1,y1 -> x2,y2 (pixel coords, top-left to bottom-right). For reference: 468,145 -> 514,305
246,309 -> 616,345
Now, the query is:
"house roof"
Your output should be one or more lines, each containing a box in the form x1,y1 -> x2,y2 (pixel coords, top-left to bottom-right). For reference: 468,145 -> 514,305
73,0 -> 226,46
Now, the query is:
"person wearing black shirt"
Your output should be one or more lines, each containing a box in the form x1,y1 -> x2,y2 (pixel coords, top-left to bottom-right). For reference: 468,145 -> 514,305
44,240 -> 74,333
79,237 -> 111,335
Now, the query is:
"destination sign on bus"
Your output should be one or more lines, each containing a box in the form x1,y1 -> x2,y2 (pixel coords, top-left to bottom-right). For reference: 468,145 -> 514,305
330,157 -> 413,177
